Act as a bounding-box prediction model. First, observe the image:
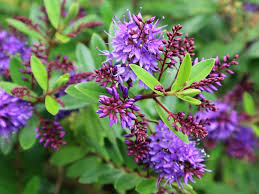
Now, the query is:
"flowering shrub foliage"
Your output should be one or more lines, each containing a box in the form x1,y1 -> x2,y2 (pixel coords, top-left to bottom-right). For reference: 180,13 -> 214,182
0,0 -> 258,194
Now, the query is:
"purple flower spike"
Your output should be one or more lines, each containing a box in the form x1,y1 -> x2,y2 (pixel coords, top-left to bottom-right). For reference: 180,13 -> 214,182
0,30 -> 30,76
226,126 -> 258,161
104,10 -> 165,84
146,121 -> 210,187
243,2 -> 259,12
0,89 -> 32,138
196,102 -> 238,141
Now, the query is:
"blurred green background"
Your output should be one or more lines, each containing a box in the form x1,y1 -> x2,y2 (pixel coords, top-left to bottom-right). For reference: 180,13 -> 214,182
0,0 -> 259,193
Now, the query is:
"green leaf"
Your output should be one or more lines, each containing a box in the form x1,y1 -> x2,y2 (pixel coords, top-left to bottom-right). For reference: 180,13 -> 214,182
65,84 -> 91,101
6,18 -> 45,41
0,81 -> 19,93
19,116 -> 39,150
22,176 -> 40,194
66,157 -> 101,178
45,95 -> 59,115
30,56 -> 48,91
130,64 -> 163,95
79,164 -> 111,184
183,184 -> 197,194
98,168 -> 123,184
99,0 -> 113,28
53,73 -> 69,89
187,59 -> 215,86
171,53 -> 192,92
59,95 -> 88,110
50,146 -> 86,166
114,173 -> 141,191
251,125 -> 259,138
177,88 -> 201,96
0,133 -> 17,155
135,178 -> 157,194
63,14 -> 100,34
76,43 -> 95,72
44,0 -> 60,29
155,103 -> 189,143
75,82 -> 107,102
55,33 -> 71,43
0,81 -> 37,101
62,2 -> 79,28
243,92 -> 255,115
108,21 -> 118,51
90,33 -> 107,68
177,95 -> 201,105
10,57 -> 30,88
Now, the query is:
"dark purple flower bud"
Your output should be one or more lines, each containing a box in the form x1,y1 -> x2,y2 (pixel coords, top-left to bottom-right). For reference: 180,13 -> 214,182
36,120 -> 66,151
154,84 -> 164,92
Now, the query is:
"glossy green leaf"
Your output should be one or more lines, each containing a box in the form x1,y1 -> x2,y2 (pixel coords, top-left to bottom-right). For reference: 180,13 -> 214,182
22,176 -> 40,194
171,53 -> 192,92
6,18 -> 45,41
130,64 -> 163,95
10,57 -> 30,88
45,95 -> 59,115
98,168 -> 123,184
50,146 -> 86,166
155,103 -> 189,143
55,33 -> 71,43
135,178 -> 157,194
76,43 -> 95,72
75,82 -> 107,102
177,95 -> 201,105
53,73 -> 69,89
19,116 -> 39,150
0,81 -> 19,93
30,56 -> 48,91
243,92 -> 255,115
66,157 -> 101,178
114,173 -> 141,191
0,133 -> 17,155
44,0 -> 60,29
63,14 -> 100,33
188,59 -> 215,86
0,81 -> 37,101
177,88 -> 201,96
90,33 -> 107,68
59,95 -> 88,110
108,21 -> 118,51
79,164 -> 111,184
65,84 -> 91,101
251,125 -> 259,138
62,2 -> 79,28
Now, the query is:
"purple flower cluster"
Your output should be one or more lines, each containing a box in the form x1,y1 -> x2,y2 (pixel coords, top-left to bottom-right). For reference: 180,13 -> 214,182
0,89 -> 32,138
106,10 -> 164,83
97,86 -> 140,128
0,30 -> 30,76
243,2 -> 259,12
35,120 -> 66,151
196,100 -> 258,161
147,121 -> 209,187
226,126 -> 258,161
196,102 -> 238,140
